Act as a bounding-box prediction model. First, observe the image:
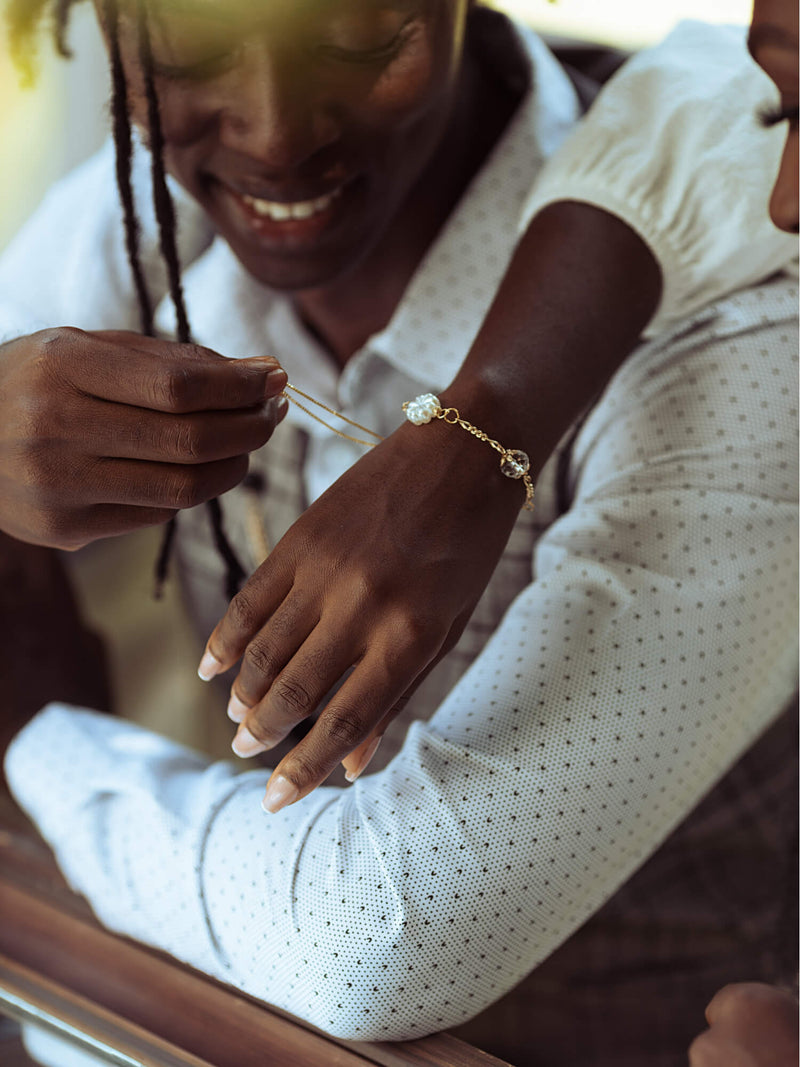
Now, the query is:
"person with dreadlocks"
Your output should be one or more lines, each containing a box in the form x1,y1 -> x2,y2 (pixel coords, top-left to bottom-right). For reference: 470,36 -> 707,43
1,0 -> 797,1063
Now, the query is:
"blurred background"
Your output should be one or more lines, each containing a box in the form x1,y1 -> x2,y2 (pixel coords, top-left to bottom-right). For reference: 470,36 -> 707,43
0,0 -> 753,752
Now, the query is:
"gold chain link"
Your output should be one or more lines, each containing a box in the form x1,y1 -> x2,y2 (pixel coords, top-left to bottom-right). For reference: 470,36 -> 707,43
282,383 -> 384,448
432,405 -> 535,511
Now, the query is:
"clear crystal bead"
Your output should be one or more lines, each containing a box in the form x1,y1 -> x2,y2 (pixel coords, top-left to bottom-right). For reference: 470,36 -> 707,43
500,449 -> 530,479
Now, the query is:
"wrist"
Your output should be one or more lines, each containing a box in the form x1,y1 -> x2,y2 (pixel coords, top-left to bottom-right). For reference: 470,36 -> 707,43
396,391 -> 534,515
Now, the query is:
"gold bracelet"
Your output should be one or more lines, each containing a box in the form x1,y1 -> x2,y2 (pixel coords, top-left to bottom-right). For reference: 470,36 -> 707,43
402,393 -> 534,511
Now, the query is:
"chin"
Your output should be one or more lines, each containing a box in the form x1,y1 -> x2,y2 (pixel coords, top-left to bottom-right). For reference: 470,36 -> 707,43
224,228 -> 380,294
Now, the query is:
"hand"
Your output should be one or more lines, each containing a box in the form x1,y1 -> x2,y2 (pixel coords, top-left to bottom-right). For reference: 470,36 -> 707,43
689,983 -> 799,1067
0,327 -> 287,549
198,415 -> 525,812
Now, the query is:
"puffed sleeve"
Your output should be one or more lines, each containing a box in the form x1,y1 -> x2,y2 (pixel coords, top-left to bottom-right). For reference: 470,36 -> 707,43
522,21 -> 798,336
5,272 -> 796,1042
0,137 -> 212,345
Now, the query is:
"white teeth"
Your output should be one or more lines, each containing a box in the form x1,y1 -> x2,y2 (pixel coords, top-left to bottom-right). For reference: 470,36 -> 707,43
241,189 -> 340,221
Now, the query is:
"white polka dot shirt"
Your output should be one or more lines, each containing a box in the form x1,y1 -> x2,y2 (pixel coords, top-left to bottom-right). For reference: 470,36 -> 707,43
3,18 -> 798,1044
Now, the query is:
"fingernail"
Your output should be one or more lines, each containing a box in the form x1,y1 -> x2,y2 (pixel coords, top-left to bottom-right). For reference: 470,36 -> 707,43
266,367 -> 288,394
241,355 -> 280,368
344,736 -> 383,783
232,725 -> 267,758
198,650 -> 223,681
227,693 -> 250,723
261,774 -> 299,814
274,394 -> 289,418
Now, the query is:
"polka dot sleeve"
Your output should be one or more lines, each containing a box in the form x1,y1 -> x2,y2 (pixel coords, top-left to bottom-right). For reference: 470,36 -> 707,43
5,276 -> 797,1041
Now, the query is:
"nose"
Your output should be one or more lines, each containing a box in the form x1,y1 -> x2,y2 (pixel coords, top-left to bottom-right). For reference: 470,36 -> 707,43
769,129 -> 799,233
220,42 -> 341,172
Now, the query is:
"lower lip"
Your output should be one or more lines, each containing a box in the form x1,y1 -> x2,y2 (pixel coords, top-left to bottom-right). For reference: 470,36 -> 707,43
219,183 -> 351,247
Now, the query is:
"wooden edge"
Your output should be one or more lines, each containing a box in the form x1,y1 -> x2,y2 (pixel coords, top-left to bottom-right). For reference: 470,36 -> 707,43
0,846 -> 513,1067
0,878 -> 377,1067
0,954 -> 218,1067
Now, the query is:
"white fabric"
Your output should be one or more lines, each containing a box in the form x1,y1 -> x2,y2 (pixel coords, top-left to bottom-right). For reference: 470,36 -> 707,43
520,21 -> 798,335
2,19 -> 799,1045
6,274 -> 798,1041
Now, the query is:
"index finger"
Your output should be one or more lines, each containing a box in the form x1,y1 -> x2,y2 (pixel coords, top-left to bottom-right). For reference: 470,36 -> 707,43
68,330 -> 286,412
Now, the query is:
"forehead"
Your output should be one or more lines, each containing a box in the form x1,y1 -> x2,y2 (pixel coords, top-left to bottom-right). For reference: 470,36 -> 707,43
149,0 -> 428,19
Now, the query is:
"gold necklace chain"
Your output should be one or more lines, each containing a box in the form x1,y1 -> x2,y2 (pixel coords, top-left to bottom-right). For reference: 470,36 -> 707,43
282,383 -> 384,448
244,384 -> 384,565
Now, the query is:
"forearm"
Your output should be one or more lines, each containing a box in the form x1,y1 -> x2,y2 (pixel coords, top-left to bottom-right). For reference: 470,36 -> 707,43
442,200 -> 662,475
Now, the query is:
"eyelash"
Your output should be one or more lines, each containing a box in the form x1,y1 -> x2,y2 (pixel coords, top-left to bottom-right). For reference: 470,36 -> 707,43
153,51 -> 238,82
320,18 -> 417,66
759,103 -> 800,128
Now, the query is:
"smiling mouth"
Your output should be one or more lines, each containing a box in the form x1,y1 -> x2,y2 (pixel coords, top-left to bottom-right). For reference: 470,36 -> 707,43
217,179 -> 353,247
239,188 -> 343,221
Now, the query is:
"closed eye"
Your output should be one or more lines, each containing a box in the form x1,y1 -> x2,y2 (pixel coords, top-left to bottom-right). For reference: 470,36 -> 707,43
319,18 -> 418,66
152,49 -> 239,82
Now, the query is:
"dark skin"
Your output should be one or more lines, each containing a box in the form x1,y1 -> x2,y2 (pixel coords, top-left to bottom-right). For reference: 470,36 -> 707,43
688,983 -> 799,1067
0,1 -> 662,804
0,331 -> 287,549
749,0 -> 799,233
207,199 -> 661,804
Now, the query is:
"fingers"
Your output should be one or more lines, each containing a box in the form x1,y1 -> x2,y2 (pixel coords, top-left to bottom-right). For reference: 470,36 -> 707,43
90,454 -> 251,510
231,621 -> 352,758
13,503 -> 178,551
705,983 -> 797,1026
342,730 -> 385,782
90,395 -> 287,464
42,327 -> 287,412
691,983 -> 800,1067
198,561 -> 296,680
259,649 -> 426,812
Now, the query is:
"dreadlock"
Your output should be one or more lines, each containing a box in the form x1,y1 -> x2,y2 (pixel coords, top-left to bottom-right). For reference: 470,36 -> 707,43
6,0 -> 246,601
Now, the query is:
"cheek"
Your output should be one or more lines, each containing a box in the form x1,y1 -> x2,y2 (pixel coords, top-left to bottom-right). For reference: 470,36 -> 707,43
769,129 -> 799,232
150,85 -> 220,147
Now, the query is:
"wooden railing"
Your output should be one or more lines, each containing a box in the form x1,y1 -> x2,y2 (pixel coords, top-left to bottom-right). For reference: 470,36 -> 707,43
0,791 -> 513,1067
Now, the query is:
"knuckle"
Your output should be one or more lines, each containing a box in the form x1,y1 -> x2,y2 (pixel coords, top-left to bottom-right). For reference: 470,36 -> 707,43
322,708 -> 364,749
153,365 -> 194,411
36,325 -> 81,352
165,472 -> 205,510
392,609 -> 446,657
245,713 -> 279,747
172,420 -> 205,463
281,752 -> 318,788
185,342 -> 212,364
242,640 -> 280,682
272,676 -> 313,716
32,328 -> 80,384
228,589 -> 262,634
